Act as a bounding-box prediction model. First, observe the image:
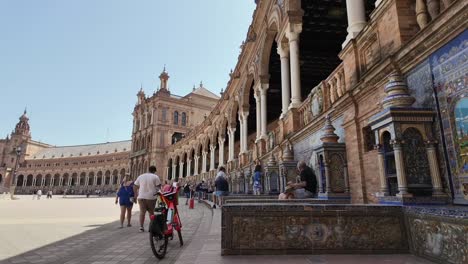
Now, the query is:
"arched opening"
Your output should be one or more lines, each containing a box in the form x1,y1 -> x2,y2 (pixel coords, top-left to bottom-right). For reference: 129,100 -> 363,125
16,175 -> 24,187
382,131 -> 397,196
63,173 -> 70,187
112,170 -> 119,185
88,172 -> 95,186
105,170 -> 111,185
234,111 -> 241,158
96,171 -> 103,185
44,174 -> 51,186
181,153 -> 187,178
206,138 -> 211,172
174,156 -> 180,180
26,174 -> 33,186
190,149 -> 195,176
402,127 -> 432,196
167,158 -> 173,180
197,144 -> 203,174
36,175 -> 43,187
172,132 -> 184,144
71,173 -> 78,186
0,174 -> 2,185
265,40 -> 283,123
247,80 -> 257,141
53,174 -> 60,186
80,172 -> 86,186
147,134 -> 152,149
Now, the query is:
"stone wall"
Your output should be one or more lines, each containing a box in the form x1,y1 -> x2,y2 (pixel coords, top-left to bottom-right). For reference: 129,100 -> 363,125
405,206 -> 468,264
221,204 -> 408,255
222,203 -> 468,263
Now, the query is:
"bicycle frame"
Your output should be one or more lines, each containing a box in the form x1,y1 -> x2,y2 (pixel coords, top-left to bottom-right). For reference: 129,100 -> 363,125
152,187 -> 182,236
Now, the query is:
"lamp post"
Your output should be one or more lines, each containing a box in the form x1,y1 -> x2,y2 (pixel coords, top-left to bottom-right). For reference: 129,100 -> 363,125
10,146 -> 22,199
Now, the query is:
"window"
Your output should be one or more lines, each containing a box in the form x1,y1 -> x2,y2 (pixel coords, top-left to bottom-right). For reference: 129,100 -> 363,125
174,111 -> 179,125
182,112 -> 187,126
162,108 -> 167,122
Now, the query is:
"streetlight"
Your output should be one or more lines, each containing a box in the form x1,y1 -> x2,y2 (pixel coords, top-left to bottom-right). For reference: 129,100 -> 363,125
10,146 -> 22,199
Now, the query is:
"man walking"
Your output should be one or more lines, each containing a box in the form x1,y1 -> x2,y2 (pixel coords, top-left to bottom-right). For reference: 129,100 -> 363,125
133,166 -> 161,232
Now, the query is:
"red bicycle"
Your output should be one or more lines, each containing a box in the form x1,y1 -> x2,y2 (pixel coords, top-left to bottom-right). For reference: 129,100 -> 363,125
149,187 -> 183,259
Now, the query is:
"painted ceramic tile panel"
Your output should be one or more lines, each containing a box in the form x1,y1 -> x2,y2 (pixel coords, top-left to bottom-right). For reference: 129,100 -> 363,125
432,30 -> 468,202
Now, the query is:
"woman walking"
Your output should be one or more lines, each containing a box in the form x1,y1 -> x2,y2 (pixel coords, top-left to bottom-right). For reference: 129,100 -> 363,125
115,174 -> 135,228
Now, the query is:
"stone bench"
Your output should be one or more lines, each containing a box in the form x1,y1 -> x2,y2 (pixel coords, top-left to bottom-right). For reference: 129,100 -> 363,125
224,198 -> 350,204
221,203 -> 468,264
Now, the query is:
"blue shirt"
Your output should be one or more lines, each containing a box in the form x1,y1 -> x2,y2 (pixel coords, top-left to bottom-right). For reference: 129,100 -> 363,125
117,182 -> 134,207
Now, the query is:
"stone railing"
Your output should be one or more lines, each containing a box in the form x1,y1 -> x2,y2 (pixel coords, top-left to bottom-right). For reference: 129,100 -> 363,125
415,0 -> 455,30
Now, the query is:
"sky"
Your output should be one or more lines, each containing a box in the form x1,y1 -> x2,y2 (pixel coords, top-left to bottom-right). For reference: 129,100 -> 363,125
0,0 -> 256,146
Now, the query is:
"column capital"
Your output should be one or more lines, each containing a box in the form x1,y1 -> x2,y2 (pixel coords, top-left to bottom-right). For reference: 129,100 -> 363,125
425,139 -> 438,148
286,23 -> 302,42
277,43 -> 290,58
239,111 -> 249,120
228,127 -> 236,134
218,137 -> 225,144
210,144 -> 216,151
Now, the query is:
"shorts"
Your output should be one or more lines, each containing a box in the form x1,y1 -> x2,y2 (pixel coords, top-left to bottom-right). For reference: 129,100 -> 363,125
215,191 -> 229,197
138,199 -> 156,214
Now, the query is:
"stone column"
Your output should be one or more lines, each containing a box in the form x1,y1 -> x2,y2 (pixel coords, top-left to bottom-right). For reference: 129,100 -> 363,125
375,145 -> 389,196
260,84 -> 268,139
218,137 -> 225,166
343,0 -> 367,47
392,141 -> 411,197
254,91 -> 261,141
32,177 -> 36,187
426,141 -> 444,195
277,44 -> 290,119
210,144 -> 216,171
85,176 -> 88,186
194,155 -> 199,175
179,162 -> 184,179
324,159 -> 331,193
287,30 -> 302,109
172,164 -> 176,179
240,111 -> 249,153
187,159 -> 192,178
228,127 -> 236,161
201,151 -> 207,173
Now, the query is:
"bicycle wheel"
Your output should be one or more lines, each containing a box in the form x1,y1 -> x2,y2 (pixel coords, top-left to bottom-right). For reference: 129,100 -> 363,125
177,229 -> 183,247
150,233 -> 168,259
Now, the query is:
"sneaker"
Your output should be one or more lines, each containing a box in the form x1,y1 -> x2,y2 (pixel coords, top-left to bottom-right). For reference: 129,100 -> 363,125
212,204 -> 216,209
127,224 -> 132,227
139,227 -> 144,232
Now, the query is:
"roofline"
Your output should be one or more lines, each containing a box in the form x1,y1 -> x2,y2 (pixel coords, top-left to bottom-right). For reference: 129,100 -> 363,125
45,139 -> 132,149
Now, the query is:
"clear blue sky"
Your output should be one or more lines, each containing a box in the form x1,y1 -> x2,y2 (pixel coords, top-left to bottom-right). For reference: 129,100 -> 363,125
0,0 -> 256,146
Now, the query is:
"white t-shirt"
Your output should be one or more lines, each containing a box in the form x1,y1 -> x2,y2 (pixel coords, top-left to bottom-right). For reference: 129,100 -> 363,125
134,173 -> 161,200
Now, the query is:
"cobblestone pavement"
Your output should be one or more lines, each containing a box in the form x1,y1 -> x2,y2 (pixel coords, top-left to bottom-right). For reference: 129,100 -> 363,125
1,197 -> 434,264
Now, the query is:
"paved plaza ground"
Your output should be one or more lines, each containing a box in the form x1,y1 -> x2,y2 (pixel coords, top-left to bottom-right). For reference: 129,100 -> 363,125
0,195 -> 434,264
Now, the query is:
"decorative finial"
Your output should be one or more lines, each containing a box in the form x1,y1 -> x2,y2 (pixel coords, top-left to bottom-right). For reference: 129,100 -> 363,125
193,85 -> 196,91
24,107 -> 27,115
163,64 -> 166,72
320,114 -> 339,143
382,72 -> 415,109
220,88 -> 224,95
200,81 -> 203,88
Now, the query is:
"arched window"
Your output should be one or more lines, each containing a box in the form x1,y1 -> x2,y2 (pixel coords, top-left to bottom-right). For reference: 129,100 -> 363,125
174,111 -> 179,125
182,112 -> 187,126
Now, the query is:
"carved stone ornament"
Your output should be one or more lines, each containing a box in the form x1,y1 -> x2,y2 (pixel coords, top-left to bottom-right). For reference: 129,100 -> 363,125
416,0 -> 429,29
320,115 -> 339,143
382,72 -> 416,109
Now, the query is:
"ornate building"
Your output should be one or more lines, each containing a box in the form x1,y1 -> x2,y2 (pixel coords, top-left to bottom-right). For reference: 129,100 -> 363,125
159,0 -> 468,206
0,111 -> 131,194
130,68 -> 220,179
